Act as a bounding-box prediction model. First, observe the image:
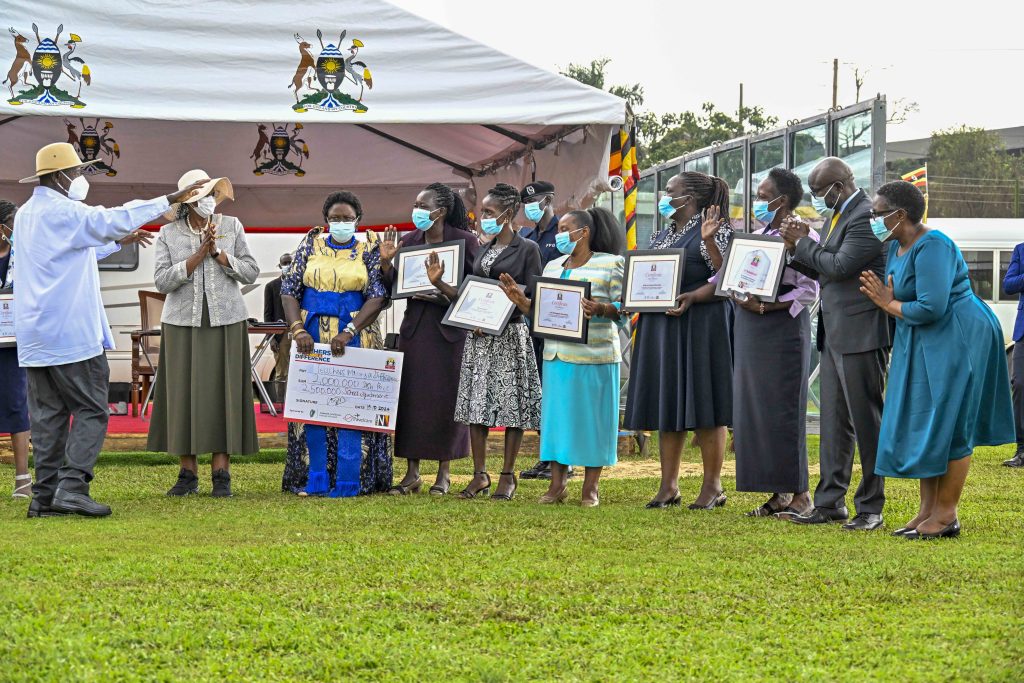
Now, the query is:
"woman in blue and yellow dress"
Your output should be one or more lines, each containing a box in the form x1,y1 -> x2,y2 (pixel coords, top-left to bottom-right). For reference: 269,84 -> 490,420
499,207 -> 625,507
280,191 -> 392,496
860,181 -> 1014,539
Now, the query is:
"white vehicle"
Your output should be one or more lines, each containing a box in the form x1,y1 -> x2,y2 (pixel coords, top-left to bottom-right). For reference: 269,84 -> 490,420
934,218 -> 1023,345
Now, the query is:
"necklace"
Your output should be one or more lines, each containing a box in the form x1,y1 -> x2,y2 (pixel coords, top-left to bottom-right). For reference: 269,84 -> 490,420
187,215 -> 211,236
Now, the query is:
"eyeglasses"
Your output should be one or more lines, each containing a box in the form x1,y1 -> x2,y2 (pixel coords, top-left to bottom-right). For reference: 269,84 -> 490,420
869,209 -> 900,219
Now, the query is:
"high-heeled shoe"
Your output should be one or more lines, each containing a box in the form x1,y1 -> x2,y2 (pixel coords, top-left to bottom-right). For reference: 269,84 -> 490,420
688,492 -> 727,510
538,487 -> 568,504
387,477 -> 423,496
457,471 -> 491,499
645,494 -> 681,509
903,519 -> 961,540
491,472 -> 518,501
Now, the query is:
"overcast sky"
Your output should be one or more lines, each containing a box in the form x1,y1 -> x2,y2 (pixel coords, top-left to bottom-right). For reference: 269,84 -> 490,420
392,0 -> 1022,142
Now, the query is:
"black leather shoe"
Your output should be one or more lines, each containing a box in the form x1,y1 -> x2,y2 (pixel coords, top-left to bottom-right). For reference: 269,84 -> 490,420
645,494 -> 682,509
166,468 -> 199,496
789,506 -> 849,525
51,489 -> 112,517
26,498 -> 69,518
1003,449 -> 1024,467
211,469 -> 233,498
904,519 -> 961,540
841,513 -> 884,531
891,526 -> 915,537
520,461 -> 551,480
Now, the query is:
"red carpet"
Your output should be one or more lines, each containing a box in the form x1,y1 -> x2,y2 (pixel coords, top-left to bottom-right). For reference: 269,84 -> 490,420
108,404 -> 288,435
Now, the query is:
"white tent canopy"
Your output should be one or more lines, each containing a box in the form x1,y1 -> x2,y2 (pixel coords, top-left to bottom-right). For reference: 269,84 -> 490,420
0,0 -> 625,227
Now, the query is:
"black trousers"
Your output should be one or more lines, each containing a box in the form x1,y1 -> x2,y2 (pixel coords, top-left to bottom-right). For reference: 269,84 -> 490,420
1012,341 -> 1024,447
26,354 -> 110,499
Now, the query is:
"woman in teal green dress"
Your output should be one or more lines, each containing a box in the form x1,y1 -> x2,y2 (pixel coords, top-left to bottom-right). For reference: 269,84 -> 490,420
860,181 -> 1014,540
499,207 -> 625,507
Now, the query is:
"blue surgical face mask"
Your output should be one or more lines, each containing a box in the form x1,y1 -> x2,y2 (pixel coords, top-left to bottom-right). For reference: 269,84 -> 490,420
870,211 -> 899,242
524,200 -> 546,222
658,194 -> 689,219
752,198 -> 779,224
328,221 -> 356,243
555,228 -> 583,255
411,207 -> 436,231
811,182 -> 840,217
480,209 -> 507,236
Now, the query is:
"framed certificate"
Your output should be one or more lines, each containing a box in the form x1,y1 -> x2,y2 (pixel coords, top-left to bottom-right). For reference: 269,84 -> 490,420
529,276 -> 591,344
392,239 -> 465,299
441,275 -> 518,336
714,233 -> 788,303
0,289 -> 14,348
622,249 -> 685,312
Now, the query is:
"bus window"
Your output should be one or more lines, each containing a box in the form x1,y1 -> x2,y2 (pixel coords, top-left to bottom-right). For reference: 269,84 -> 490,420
962,250 -> 994,300
714,146 -> 745,231
790,123 -> 827,218
833,111 -> 873,192
636,175 -> 657,249
1000,250 -> 1020,302
98,242 -> 140,271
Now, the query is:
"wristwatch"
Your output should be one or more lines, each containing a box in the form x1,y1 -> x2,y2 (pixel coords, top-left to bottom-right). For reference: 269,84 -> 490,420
344,322 -> 358,337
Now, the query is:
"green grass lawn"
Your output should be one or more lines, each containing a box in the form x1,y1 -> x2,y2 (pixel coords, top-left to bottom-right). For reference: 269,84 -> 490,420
0,439 -> 1021,682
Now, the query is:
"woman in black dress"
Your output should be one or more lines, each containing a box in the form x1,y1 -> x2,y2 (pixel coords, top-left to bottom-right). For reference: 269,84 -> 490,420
379,183 -> 479,495
0,200 -> 31,499
624,172 -> 734,509
731,168 -> 819,518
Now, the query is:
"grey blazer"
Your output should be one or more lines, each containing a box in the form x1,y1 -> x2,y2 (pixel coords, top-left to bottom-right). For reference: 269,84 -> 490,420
153,214 -> 259,327
792,189 -> 890,355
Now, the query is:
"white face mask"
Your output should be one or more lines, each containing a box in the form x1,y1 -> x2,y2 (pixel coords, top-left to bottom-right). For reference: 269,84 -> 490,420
194,196 -> 217,218
61,172 -> 90,202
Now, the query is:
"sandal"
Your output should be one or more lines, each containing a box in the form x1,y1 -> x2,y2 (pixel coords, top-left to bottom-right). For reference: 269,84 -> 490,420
773,505 -> 811,520
429,481 -> 450,496
458,471 -> 491,499
387,477 -> 423,496
747,501 -> 784,518
491,472 -> 518,502
12,474 -> 32,499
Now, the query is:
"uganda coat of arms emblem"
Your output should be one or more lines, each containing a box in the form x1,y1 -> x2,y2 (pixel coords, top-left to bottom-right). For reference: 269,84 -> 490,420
5,24 -> 91,108
289,30 -> 373,113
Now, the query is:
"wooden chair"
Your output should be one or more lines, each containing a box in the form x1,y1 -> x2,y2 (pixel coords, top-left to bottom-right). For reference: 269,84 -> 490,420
131,291 -> 165,417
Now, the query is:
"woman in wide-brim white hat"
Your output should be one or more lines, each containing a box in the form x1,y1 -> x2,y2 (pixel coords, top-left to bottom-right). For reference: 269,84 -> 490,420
147,169 -> 260,499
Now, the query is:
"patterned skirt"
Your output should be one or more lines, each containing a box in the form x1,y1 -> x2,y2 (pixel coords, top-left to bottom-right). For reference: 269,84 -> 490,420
454,321 -> 541,429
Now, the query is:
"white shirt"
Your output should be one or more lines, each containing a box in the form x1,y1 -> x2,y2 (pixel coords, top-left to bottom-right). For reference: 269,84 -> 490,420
13,186 -> 170,367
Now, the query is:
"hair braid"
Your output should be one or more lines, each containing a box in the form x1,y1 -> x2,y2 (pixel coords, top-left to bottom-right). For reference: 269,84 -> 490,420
486,183 -> 521,224
424,182 -> 469,231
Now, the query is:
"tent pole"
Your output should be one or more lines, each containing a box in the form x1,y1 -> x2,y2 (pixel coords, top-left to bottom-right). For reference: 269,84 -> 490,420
356,125 -> 474,177
483,125 -> 531,145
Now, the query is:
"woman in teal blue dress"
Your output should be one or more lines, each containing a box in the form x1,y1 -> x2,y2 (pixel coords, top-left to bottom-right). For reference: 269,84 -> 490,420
499,207 -> 625,507
859,181 -> 1014,539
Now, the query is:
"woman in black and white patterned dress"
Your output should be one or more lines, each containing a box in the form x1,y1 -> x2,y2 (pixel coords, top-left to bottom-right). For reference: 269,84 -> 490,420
427,183 -> 542,501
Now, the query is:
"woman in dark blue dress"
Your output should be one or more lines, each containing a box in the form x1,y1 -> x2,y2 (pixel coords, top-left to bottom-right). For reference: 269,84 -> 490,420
624,172 -> 734,510
860,181 -> 1014,539
0,200 -> 31,499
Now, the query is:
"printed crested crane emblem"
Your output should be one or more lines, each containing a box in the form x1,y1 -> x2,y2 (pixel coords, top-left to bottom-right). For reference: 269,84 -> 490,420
289,29 -> 373,113
64,117 -> 119,176
252,123 -> 310,176
5,24 -> 91,107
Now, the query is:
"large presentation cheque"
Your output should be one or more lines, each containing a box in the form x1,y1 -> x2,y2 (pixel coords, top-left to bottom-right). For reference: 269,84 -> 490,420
284,344 -> 404,433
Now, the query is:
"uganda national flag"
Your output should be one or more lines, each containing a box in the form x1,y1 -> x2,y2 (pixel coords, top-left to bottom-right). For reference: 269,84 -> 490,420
609,122 -> 643,335
901,164 -> 928,222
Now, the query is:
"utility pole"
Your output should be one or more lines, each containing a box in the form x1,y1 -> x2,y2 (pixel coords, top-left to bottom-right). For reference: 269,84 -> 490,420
832,58 -> 838,109
738,82 -> 744,132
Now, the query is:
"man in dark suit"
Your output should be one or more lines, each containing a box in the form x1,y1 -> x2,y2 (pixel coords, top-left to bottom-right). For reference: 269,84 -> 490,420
780,157 -> 890,531
1001,243 -> 1024,467
264,252 -> 292,402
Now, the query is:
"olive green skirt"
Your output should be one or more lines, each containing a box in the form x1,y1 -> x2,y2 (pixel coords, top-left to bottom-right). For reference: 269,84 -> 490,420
147,301 -> 259,456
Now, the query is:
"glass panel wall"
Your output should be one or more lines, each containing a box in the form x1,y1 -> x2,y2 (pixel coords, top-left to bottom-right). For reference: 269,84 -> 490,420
790,123 -> 828,221
636,174 -> 657,248
684,155 -> 711,175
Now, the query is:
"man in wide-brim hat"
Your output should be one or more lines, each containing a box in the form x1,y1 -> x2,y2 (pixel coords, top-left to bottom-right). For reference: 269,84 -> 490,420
13,142 -> 204,519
